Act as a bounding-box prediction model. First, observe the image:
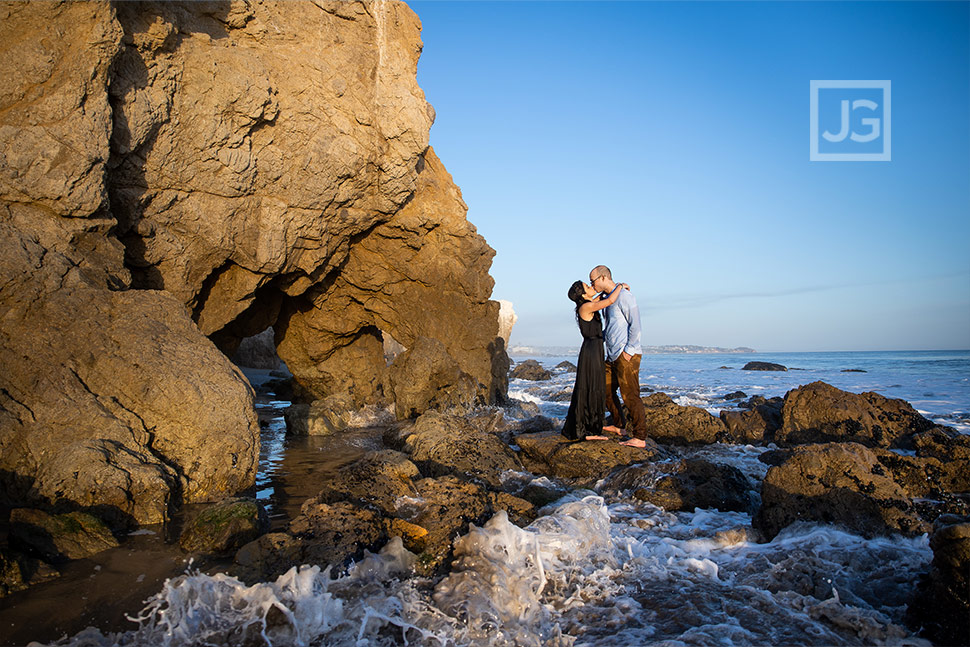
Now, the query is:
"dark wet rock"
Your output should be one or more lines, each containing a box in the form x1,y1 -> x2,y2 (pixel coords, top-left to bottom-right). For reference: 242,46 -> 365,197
509,359 -> 552,381
9,509 -> 119,562
506,399 -> 541,419
290,500 -> 387,568
487,491 -> 538,527
388,336 -> 479,420
403,476 -> 494,575
777,381 -> 937,449
179,498 -> 269,555
261,376 -> 295,401
515,431 -> 663,483
742,361 -> 787,371
907,517 -> 970,646
234,498 -> 392,582
233,532 -> 305,584
755,443 -> 930,540
720,398 -> 783,445
0,547 -> 59,597
548,388 -> 573,402
605,459 -> 756,513
640,393 -> 729,445
841,368 -> 867,373
314,450 -> 421,516
392,411 -> 523,489
516,479 -> 570,509
508,415 -> 558,434
555,361 -> 577,373
720,391 -> 747,400
718,366 -> 732,369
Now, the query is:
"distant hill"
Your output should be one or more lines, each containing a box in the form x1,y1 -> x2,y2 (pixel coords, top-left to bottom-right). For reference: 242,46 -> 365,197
509,345 -> 756,356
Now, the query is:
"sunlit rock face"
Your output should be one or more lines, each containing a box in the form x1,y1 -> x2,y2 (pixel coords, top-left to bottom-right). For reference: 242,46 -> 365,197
0,1 -> 507,524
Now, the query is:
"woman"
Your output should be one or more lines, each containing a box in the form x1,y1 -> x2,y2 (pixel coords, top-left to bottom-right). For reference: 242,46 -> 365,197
561,279 -> 628,441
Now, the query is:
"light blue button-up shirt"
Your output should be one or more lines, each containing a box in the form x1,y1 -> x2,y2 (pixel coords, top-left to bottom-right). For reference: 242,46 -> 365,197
602,288 -> 642,361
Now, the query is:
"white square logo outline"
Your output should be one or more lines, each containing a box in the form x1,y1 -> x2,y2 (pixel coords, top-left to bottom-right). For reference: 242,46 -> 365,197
810,80 -> 892,162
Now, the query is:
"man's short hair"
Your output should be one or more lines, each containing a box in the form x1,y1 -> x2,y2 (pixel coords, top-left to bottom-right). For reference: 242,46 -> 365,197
592,265 -> 612,280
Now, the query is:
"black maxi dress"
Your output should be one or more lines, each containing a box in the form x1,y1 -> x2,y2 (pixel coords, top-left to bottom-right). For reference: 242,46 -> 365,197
561,312 -> 607,440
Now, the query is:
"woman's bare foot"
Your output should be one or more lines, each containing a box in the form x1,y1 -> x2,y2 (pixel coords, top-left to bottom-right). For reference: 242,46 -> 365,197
602,425 -> 624,435
584,435 -> 609,441
620,437 -> 647,448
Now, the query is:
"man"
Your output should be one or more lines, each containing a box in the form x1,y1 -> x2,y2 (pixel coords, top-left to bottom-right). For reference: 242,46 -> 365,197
589,265 -> 648,447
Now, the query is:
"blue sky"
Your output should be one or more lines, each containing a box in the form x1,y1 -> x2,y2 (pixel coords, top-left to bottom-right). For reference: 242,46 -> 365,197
410,1 -> 970,352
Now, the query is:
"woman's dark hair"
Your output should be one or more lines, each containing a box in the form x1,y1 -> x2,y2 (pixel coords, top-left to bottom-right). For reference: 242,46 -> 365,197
567,280 -> 586,318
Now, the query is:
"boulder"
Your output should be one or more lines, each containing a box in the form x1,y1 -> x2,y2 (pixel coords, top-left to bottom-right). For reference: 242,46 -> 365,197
907,518 -> 970,646
555,361 -> 578,373
515,432 -> 664,482
755,443 -> 930,540
604,459 -> 756,513
742,361 -> 787,371
9,509 -> 118,562
388,336 -> 479,420
179,498 -> 269,555
640,393 -> 728,445
509,359 -> 552,381
283,393 -> 357,436
777,381 -> 937,448
720,391 -> 747,400
231,328 -> 281,370
1,0 -> 507,525
719,397 -> 783,445
0,547 -> 59,598
392,411 -> 523,488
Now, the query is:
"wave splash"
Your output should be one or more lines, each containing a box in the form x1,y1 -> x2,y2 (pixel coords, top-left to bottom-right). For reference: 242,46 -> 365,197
42,496 -> 931,647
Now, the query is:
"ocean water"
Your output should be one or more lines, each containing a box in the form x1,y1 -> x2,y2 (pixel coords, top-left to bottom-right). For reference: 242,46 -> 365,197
37,351 -> 967,647
510,350 -> 970,434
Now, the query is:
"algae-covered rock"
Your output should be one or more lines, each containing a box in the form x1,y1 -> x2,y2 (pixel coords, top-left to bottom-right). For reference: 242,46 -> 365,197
9,509 -> 119,562
179,498 -> 268,555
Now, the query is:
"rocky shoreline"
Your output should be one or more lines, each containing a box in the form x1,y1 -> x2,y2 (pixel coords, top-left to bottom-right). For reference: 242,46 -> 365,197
3,376 -> 967,645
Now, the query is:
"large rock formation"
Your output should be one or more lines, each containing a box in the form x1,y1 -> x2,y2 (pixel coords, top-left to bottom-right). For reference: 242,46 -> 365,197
0,2 -> 507,526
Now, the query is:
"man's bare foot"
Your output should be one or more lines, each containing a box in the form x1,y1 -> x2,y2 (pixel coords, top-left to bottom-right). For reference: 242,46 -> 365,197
602,425 -> 624,435
620,438 -> 647,448
584,435 -> 609,441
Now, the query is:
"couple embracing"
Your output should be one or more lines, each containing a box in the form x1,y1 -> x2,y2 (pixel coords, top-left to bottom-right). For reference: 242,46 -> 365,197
562,265 -> 648,448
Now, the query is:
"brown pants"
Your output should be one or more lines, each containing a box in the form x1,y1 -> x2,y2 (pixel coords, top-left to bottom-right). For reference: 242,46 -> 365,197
605,354 -> 647,440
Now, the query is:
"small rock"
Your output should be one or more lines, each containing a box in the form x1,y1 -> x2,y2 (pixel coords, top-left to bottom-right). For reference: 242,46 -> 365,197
841,368 -> 867,373
284,393 -> 355,435
10,509 -> 119,562
742,361 -> 787,371
179,498 -> 268,555
0,547 -> 59,597
640,392 -> 728,445
720,391 -> 747,400
554,361 -> 577,373
509,359 -> 552,381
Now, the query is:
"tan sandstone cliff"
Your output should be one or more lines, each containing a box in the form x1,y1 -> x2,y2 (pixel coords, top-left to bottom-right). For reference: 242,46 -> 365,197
0,1 -> 507,527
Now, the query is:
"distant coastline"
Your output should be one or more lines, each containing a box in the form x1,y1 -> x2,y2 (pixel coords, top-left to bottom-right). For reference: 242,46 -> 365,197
508,345 -> 756,356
